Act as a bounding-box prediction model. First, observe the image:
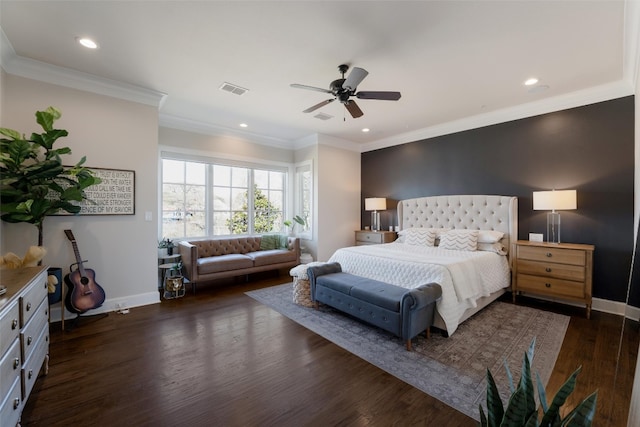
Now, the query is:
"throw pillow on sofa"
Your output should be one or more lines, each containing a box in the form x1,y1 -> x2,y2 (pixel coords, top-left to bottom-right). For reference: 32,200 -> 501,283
260,234 -> 288,250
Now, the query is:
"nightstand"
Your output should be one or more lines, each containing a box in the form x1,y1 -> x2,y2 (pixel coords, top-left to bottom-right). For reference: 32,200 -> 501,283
355,230 -> 397,246
512,240 -> 595,318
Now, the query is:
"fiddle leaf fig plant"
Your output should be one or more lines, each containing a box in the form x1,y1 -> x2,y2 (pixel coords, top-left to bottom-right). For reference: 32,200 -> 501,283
0,106 -> 101,246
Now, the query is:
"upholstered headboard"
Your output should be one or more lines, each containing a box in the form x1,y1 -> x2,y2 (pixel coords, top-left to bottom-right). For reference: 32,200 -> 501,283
397,195 -> 518,262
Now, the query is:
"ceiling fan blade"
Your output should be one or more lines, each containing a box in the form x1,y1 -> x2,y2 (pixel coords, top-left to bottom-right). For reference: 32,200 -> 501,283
356,91 -> 402,101
343,67 -> 369,91
290,83 -> 332,94
344,100 -> 363,118
303,98 -> 335,113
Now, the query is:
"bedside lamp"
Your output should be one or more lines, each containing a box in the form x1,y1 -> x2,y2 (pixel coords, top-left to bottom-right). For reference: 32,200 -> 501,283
533,189 -> 577,243
365,197 -> 387,231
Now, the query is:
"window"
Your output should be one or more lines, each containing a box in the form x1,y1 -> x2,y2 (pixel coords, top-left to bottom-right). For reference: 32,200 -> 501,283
295,162 -> 312,236
161,155 -> 288,240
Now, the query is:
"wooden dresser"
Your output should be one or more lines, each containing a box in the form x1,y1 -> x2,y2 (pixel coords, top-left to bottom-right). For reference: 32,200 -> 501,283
0,266 -> 50,427
512,240 -> 594,318
355,230 -> 397,246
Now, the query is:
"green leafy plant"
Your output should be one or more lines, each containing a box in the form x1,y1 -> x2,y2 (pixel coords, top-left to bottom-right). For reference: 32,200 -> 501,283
284,215 -> 306,233
0,107 -> 101,246
480,338 -> 597,427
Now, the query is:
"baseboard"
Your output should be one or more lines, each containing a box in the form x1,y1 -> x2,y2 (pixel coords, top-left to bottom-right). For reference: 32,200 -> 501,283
49,292 -> 160,323
514,293 -> 637,321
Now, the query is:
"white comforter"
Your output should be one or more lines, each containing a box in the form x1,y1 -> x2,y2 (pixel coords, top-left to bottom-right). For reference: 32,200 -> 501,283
327,242 -> 511,335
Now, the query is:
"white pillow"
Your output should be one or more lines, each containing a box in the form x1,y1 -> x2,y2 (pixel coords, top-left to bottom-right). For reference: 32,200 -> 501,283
477,242 -> 507,255
439,230 -> 479,251
400,228 -> 436,247
477,229 -> 504,243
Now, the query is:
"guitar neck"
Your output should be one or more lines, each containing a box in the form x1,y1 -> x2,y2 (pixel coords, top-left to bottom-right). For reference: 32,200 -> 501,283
65,230 -> 87,276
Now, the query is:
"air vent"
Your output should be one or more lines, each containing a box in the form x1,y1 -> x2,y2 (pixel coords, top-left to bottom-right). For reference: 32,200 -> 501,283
314,112 -> 333,121
219,82 -> 249,96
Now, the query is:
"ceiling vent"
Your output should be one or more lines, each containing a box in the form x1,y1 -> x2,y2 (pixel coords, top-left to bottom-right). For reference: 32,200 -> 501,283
219,82 -> 249,96
313,112 -> 333,121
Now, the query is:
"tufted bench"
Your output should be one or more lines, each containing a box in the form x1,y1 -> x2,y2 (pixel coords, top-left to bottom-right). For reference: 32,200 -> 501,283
307,262 -> 442,351
178,236 -> 300,292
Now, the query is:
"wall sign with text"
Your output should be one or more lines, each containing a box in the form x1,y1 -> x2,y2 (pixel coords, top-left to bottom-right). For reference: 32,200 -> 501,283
60,168 -> 135,215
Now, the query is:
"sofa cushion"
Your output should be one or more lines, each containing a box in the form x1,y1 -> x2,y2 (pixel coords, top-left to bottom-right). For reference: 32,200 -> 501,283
247,249 -> 296,267
197,254 -> 254,275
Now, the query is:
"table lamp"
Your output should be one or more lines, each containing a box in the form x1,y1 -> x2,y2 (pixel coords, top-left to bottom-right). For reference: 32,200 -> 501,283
533,189 -> 577,243
365,197 -> 387,231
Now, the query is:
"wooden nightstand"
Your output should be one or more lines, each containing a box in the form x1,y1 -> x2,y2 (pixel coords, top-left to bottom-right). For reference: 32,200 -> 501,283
355,230 -> 397,246
512,240 -> 595,318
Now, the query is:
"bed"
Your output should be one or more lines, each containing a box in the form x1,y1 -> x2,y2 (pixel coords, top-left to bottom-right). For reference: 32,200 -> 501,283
328,195 -> 518,336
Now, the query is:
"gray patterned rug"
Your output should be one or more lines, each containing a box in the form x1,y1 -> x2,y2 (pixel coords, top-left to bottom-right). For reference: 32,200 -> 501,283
246,283 -> 570,420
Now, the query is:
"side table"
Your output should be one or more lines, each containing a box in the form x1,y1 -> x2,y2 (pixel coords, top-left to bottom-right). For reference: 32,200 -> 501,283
158,254 -> 188,299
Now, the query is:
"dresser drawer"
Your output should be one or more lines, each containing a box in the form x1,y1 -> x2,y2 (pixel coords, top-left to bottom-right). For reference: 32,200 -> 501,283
0,340 -> 20,401
356,231 -> 384,244
517,245 -> 586,266
0,375 -> 21,427
517,273 -> 585,299
21,298 -> 48,364
22,326 -> 49,400
20,271 -> 48,328
0,302 -> 20,358
517,259 -> 585,282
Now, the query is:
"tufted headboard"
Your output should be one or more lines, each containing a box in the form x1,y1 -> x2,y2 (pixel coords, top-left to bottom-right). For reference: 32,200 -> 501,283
397,195 -> 518,262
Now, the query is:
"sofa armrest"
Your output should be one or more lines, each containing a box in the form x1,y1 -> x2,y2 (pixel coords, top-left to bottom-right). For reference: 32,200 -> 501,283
178,241 -> 198,282
307,262 -> 342,301
288,236 -> 301,262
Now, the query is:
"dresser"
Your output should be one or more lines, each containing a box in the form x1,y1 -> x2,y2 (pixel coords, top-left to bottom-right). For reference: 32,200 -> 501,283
0,266 -> 50,427
355,230 -> 397,246
512,240 -> 595,318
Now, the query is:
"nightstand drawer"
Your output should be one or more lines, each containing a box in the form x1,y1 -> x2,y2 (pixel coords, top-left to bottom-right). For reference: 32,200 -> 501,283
356,231 -> 384,244
517,259 -> 585,282
517,274 -> 585,299
517,245 -> 586,266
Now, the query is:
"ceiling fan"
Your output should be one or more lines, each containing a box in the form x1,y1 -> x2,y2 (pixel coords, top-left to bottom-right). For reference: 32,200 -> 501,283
290,64 -> 401,119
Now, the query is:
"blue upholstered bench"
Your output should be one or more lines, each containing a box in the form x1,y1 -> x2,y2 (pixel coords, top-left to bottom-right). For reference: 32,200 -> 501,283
307,262 -> 442,351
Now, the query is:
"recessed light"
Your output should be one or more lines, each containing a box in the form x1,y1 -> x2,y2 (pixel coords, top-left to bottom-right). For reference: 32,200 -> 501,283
77,37 -> 98,49
362,128 -> 370,133
239,123 -> 248,128
524,78 -> 538,86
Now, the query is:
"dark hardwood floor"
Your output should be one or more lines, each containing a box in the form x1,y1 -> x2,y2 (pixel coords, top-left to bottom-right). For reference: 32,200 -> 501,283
22,273 -> 638,426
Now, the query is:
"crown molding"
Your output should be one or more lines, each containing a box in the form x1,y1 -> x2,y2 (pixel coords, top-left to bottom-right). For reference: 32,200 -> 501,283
0,26 -> 166,108
362,80 -> 634,153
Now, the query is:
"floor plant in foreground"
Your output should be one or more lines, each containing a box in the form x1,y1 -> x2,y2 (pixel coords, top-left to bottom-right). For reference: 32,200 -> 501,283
479,338 -> 597,427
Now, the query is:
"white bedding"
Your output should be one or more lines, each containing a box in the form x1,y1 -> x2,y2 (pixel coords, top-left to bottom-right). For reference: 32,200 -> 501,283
327,242 -> 511,335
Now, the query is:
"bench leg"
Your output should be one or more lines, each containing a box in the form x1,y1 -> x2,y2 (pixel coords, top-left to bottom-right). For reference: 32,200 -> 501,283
406,339 -> 412,351
425,328 -> 431,339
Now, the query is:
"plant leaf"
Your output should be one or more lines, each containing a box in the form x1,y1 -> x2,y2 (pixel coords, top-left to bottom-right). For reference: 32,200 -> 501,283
485,368 -> 504,427
0,127 -> 22,140
561,391 -> 597,427
540,366 -> 582,426
536,371 -> 549,414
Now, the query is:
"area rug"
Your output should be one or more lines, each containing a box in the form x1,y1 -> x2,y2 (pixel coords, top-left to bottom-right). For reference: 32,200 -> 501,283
246,283 -> 570,420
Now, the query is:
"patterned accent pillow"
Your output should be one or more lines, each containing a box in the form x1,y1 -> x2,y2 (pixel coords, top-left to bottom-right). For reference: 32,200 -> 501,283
439,230 -> 479,251
401,228 -> 437,247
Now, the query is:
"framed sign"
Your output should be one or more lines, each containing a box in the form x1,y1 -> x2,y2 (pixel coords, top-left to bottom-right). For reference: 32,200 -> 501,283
56,168 -> 135,215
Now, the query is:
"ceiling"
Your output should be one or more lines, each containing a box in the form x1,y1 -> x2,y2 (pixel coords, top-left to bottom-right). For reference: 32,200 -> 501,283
0,1 -> 637,151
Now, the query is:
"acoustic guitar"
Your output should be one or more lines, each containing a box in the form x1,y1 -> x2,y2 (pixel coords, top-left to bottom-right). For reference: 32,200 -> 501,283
64,229 -> 106,314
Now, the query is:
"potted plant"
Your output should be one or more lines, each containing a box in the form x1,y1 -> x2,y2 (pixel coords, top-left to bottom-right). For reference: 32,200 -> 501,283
0,106 -> 101,247
284,215 -> 306,235
158,237 -> 175,256
480,338 -> 597,426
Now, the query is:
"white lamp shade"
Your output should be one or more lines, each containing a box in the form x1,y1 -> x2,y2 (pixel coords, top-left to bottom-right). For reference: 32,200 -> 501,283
533,190 -> 577,211
365,197 -> 387,211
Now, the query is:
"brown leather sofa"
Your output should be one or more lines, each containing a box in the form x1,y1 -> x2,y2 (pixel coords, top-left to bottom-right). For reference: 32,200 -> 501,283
178,236 -> 300,292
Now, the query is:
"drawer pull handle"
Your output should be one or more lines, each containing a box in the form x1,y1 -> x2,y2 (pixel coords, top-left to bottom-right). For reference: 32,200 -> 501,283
28,369 -> 33,379
545,283 -> 551,288
13,397 -> 20,410
27,336 -> 33,345
545,267 -> 552,272
12,319 -> 18,329
13,357 -> 19,369
546,252 -> 552,257
26,302 -> 32,311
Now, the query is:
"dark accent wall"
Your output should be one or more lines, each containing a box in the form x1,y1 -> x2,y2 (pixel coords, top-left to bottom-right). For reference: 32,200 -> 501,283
362,96 -> 635,304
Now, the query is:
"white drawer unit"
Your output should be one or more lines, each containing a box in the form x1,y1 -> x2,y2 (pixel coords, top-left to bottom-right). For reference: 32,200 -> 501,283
355,230 -> 397,246
0,266 -> 50,426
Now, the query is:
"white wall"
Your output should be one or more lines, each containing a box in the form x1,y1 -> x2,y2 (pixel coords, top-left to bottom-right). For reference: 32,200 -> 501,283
316,136 -> 361,261
1,74 -> 160,318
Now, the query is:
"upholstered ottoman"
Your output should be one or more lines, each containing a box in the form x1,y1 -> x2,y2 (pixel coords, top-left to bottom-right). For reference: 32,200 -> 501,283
307,262 -> 442,351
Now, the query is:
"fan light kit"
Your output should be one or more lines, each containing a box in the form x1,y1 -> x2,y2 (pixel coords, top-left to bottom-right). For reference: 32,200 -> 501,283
291,64 -> 401,119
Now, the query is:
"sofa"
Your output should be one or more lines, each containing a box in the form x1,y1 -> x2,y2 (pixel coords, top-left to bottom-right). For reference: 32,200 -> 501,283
307,262 -> 442,351
178,235 -> 300,292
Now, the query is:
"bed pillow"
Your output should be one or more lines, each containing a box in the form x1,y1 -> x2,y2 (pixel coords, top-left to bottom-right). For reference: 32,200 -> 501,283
439,230 -> 479,251
477,229 -> 504,243
398,228 -> 437,246
477,242 -> 507,255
